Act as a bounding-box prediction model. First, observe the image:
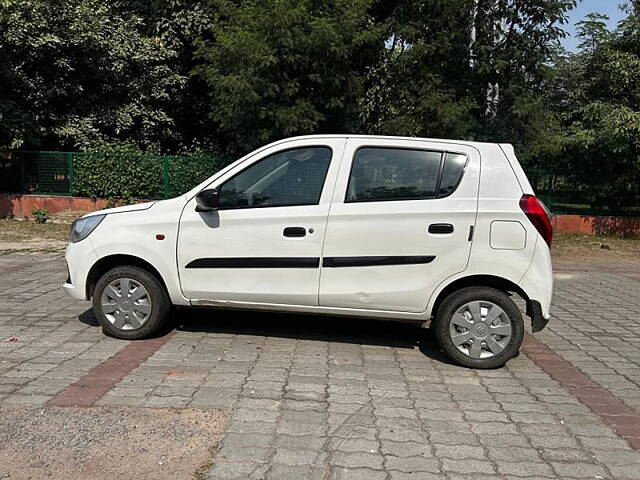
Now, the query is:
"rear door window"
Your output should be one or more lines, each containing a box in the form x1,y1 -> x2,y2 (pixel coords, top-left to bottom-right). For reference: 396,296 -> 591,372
345,147 -> 467,202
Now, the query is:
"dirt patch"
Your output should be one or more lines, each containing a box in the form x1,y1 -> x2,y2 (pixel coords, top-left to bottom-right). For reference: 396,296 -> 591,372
553,232 -> 640,257
0,219 -> 69,254
0,406 -> 229,480
552,233 -> 640,272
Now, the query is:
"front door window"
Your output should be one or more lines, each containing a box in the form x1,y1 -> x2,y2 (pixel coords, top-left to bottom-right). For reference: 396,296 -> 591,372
219,147 -> 332,209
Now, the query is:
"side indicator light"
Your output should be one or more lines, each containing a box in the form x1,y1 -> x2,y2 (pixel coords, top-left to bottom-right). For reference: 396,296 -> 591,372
156,234 -> 165,240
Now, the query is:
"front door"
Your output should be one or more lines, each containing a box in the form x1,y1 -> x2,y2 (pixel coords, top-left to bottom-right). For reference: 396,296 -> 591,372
178,138 -> 346,305
319,138 -> 480,313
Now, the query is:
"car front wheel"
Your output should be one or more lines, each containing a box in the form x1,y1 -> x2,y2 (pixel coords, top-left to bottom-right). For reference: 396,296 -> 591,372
434,286 -> 524,369
92,266 -> 171,340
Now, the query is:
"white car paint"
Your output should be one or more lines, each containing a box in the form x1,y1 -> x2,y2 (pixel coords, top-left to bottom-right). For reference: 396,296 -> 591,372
319,138 -> 479,313
177,138 -> 346,305
88,200 -> 156,216
64,134 -> 553,327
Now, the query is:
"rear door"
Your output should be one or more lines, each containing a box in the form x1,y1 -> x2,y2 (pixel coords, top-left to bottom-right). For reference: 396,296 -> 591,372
319,138 -> 480,313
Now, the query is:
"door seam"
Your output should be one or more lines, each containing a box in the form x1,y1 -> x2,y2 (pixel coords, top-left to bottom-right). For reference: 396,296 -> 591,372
317,137 -> 349,305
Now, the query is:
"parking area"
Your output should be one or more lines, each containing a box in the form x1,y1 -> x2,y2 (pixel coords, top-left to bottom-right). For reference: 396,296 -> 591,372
1,250 -> 640,479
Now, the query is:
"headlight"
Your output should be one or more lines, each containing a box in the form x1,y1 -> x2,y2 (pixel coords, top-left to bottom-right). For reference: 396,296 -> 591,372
69,215 -> 105,243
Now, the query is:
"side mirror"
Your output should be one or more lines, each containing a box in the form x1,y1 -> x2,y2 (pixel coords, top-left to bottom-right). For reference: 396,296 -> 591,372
195,188 -> 219,212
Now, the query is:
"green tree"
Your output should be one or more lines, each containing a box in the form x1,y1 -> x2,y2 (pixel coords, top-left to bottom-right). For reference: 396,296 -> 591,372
359,1 -> 477,139
193,0 -> 386,154
0,0 -> 196,152
360,0 -> 575,166
547,2 -> 640,213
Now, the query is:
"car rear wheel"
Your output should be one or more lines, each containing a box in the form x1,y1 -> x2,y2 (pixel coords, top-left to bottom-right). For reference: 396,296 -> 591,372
434,286 -> 524,369
93,266 -> 171,340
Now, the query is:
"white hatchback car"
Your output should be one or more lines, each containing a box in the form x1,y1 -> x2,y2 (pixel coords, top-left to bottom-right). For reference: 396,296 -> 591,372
64,135 -> 553,368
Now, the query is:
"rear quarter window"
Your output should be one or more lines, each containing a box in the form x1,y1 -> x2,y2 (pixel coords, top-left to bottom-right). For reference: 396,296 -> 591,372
439,153 -> 467,196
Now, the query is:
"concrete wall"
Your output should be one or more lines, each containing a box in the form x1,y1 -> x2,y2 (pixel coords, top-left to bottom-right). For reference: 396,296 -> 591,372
1,194 -> 639,237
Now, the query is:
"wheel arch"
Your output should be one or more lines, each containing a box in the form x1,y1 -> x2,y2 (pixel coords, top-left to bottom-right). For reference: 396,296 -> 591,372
86,254 -> 169,300
430,274 -> 530,321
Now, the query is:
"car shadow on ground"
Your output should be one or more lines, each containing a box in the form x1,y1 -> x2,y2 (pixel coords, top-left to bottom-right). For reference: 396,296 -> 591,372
78,306 -> 459,366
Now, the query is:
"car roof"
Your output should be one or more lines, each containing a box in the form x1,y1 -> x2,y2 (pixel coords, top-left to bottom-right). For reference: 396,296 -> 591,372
277,134 -> 509,150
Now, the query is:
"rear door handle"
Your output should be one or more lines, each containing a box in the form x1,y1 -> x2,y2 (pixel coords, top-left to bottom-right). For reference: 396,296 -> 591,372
428,223 -> 454,234
283,227 -> 306,237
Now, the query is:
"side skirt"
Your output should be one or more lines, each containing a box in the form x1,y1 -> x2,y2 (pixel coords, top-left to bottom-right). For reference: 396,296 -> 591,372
189,298 -> 428,323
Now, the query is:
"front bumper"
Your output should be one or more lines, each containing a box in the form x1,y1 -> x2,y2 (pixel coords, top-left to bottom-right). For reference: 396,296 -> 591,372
63,281 -> 85,300
64,239 -> 98,301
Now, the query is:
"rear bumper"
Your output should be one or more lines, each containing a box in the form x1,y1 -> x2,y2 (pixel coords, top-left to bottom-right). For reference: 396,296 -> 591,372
518,234 -> 553,325
527,300 -> 549,333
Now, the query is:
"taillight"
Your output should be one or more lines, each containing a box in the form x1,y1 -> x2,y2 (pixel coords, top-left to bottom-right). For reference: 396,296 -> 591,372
519,194 -> 553,247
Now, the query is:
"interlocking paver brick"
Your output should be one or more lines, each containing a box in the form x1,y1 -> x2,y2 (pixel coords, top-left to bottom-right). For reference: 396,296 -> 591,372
221,432 -> 273,448
218,445 -> 271,462
3,253 -> 640,480
273,434 -> 326,451
609,464 -> 640,479
441,458 -> 496,474
550,462 -> 609,478
208,459 -> 267,479
385,455 -> 440,473
329,437 -> 379,453
388,472 -> 443,480
496,461 -> 555,477
380,440 -> 431,458
330,467 -> 386,480
266,463 -> 324,480
272,448 -> 327,466
539,448 -> 594,462
487,446 -> 542,462
330,451 -> 384,469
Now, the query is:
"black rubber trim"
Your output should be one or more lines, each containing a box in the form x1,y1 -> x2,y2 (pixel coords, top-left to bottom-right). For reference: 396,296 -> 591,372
323,256 -> 435,268
186,257 -> 320,269
65,260 -> 71,284
527,300 -> 549,333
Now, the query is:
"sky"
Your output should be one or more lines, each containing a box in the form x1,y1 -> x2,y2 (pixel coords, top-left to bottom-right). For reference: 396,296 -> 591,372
561,0 -> 627,51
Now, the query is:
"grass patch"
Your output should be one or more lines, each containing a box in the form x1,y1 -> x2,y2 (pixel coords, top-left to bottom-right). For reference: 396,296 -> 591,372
0,219 -> 70,243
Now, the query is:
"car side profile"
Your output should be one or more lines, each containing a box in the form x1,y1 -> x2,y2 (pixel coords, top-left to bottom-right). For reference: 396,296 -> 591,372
64,135 -> 553,368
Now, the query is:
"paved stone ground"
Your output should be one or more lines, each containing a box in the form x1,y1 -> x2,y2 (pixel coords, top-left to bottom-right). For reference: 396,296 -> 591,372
1,253 -> 640,479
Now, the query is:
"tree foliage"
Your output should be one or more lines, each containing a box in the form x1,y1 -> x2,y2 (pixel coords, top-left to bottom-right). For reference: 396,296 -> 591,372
0,0 -> 192,151
545,2 -> 640,212
1,0 -> 638,211
193,0 -> 385,153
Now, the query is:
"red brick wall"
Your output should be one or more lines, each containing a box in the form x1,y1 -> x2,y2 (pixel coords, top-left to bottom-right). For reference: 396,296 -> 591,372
552,214 -> 640,237
0,194 -> 109,218
2,194 -> 639,237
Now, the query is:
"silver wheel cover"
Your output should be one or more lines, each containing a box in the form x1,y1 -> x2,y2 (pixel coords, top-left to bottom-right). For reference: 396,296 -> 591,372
100,277 -> 152,331
449,300 -> 513,359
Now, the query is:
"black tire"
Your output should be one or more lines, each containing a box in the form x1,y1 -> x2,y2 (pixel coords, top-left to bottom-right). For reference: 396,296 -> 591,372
434,286 -> 524,369
92,265 -> 171,340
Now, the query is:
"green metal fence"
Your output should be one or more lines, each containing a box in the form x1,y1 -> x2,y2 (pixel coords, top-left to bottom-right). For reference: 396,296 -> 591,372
0,151 -> 229,199
0,151 -> 635,216
525,168 -> 596,215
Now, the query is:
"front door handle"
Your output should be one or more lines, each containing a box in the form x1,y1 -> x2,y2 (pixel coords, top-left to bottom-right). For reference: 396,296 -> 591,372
283,227 -> 306,237
428,223 -> 454,234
